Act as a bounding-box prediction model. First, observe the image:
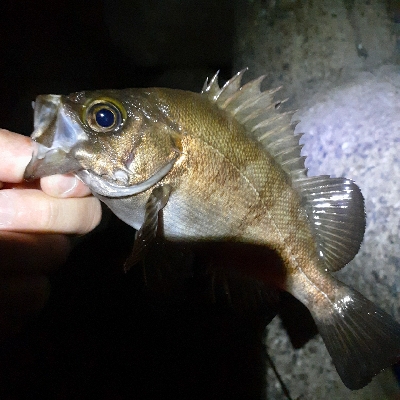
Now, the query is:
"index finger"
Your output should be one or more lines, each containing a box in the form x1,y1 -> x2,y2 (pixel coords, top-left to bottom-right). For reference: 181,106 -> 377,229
0,129 -> 33,183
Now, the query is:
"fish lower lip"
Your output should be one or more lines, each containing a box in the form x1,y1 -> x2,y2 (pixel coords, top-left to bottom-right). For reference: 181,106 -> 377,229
24,148 -> 81,180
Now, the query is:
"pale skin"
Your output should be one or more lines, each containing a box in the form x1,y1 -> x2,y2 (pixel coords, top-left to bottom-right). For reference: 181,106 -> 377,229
0,129 -> 101,338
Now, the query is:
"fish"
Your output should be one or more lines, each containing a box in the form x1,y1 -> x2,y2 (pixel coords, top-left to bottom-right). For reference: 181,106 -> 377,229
24,70 -> 400,390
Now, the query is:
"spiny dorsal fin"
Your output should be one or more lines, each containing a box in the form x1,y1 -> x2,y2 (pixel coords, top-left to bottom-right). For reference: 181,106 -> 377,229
294,176 -> 366,271
202,71 -> 366,271
201,70 -> 307,181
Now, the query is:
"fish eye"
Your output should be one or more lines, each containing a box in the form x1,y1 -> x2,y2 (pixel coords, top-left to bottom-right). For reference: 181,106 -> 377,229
95,107 -> 115,128
85,98 -> 126,132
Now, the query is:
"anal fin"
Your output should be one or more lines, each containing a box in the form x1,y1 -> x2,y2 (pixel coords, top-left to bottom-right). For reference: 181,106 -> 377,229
124,185 -> 172,272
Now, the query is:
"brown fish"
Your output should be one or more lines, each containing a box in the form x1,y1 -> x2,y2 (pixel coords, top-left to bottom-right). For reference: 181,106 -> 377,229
24,70 -> 400,390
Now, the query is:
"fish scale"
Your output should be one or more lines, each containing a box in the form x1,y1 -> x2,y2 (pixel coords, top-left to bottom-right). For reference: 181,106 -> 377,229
24,70 -> 400,390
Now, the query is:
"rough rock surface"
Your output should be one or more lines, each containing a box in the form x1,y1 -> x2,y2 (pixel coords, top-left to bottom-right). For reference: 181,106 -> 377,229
234,0 -> 400,397
267,65 -> 400,400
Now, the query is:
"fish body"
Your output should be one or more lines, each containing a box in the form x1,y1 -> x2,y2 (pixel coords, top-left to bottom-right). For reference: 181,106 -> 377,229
24,71 -> 400,390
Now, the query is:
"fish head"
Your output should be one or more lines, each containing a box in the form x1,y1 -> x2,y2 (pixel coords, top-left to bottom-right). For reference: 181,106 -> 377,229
24,89 -> 182,197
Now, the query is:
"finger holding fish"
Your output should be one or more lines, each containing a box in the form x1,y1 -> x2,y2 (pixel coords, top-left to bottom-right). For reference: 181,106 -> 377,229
0,129 -> 101,339
0,129 -> 33,183
0,188 -> 101,235
0,128 -> 91,196
0,129 -> 101,234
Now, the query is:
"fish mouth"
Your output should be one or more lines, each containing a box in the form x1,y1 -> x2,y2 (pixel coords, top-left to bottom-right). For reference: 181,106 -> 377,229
24,94 -> 88,180
24,142 -> 82,180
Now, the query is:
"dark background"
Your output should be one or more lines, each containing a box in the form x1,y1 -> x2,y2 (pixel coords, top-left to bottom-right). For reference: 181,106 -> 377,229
0,0 -> 234,135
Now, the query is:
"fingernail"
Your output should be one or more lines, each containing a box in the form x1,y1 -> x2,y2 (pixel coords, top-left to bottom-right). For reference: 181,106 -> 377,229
58,175 -> 78,196
0,192 -> 15,227
45,174 -> 78,197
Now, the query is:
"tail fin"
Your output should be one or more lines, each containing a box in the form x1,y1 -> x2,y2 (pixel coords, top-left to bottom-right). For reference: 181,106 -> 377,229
311,286 -> 400,390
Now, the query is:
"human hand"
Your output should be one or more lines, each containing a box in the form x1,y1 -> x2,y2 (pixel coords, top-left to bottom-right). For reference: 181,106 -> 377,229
0,129 -> 101,339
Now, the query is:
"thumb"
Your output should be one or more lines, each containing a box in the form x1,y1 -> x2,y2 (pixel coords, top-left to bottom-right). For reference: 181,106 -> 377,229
40,174 -> 93,198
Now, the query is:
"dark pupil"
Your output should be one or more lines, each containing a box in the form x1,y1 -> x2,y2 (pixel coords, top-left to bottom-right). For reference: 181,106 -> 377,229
95,108 -> 115,128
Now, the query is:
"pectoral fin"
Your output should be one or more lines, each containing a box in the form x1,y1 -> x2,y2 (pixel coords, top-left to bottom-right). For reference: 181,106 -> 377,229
124,185 -> 172,272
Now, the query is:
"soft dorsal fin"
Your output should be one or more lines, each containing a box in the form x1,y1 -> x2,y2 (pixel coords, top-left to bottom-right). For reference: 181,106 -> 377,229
202,70 -> 366,271
295,176 -> 366,271
201,69 -> 307,182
